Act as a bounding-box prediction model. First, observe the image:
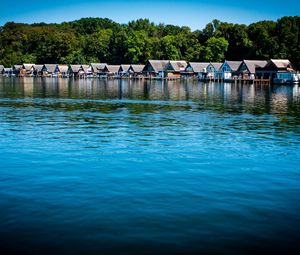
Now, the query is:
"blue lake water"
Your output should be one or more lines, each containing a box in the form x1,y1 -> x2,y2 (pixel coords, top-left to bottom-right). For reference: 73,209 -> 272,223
0,77 -> 300,255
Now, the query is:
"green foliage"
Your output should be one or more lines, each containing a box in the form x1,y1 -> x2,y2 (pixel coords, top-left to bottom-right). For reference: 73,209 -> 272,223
198,19 -> 221,44
82,29 -> 113,63
203,37 -> 228,62
157,35 -> 181,60
0,17 -> 299,69
247,21 -> 278,59
125,30 -> 149,63
217,23 -> 253,60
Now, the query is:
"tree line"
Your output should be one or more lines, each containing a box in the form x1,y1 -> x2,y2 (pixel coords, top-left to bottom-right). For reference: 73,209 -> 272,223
0,16 -> 299,69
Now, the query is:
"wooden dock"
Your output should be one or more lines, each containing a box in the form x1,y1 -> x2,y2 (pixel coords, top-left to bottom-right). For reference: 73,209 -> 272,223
234,78 -> 271,85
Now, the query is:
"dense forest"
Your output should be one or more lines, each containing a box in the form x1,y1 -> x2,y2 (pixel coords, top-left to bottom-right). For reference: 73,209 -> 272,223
0,16 -> 299,69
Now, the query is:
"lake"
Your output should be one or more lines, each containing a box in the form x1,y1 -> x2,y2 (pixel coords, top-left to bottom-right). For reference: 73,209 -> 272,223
0,77 -> 300,255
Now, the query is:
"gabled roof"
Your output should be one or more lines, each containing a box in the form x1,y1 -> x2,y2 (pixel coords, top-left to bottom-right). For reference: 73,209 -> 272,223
167,61 -> 188,72
22,64 -> 35,71
143,60 -> 170,73
268,59 -> 293,69
81,65 -> 91,73
119,64 -> 131,72
224,61 -> 242,72
240,60 -> 268,73
0,65 -> 4,72
57,65 -> 69,73
210,62 -> 222,71
104,65 -> 120,73
70,65 -> 82,73
90,63 -> 107,72
186,62 -> 210,73
34,65 -> 44,72
43,64 -> 57,73
130,64 -> 144,73
13,65 -> 22,70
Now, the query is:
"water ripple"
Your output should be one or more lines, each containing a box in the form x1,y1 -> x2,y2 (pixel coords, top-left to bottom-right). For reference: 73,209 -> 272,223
1,79 -> 300,255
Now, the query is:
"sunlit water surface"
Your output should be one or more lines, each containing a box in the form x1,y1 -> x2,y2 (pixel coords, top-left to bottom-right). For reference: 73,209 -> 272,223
1,78 -> 300,255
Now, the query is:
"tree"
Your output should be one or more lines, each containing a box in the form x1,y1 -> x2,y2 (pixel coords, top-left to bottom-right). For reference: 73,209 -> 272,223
247,21 -> 278,59
275,16 -> 300,69
0,17 -> 299,69
199,19 -> 221,44
157,35 -> 181,60
82,29 -> 112,63
217,23 -> 253,60
125,30 -> 150,63
109,28 -> 128,64
203,37 -> 229,62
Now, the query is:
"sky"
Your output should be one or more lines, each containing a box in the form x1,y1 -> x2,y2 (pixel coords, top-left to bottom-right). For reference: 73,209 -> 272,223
1,0 -> 299,30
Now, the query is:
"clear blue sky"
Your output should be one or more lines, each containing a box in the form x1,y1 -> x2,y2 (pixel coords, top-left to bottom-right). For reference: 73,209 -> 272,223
1,0 -> 299,30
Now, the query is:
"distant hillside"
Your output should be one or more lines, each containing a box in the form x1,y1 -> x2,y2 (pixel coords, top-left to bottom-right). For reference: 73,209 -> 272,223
0,17 -> 299,69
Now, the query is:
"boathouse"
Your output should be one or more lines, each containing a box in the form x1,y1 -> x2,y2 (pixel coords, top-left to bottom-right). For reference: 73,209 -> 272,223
3,68 -> 13,76
237,60 -> 268,79
90,63 -> 107,77
81,65 -> 93,77
207,62 -> 222,79
143,60 -> 170,78
57,65 -> 69,77
258,59 -> 295,79
34,65 -> 44,76
218,61 -> 242,80
13,65 -> 22,76
184,62 -> 210,78
42,64 -> 58,77
101,65 -> 120,78
118,65 -> 131,77
128,65 -> 144,78
69,65 -> 84,78
164,61 -> 188,78
21,64 -> 35,76
259,59 -> 298,83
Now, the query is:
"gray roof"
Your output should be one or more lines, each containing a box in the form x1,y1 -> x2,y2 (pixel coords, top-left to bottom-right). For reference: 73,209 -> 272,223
269,59 -> 292,69
210,62 -> 222,71
241,60 -> 268,73
90,63 -> 107,72
43,64 -> 57,73
119,64 -> 131,72
70,65 -> 82,73
167,61 -> 188,72
13,65 -> 22,70
0,65 -> 4,72
57,65 -> 69,73
23,64 -> 35,71
4,68 -> 13,72
186,62 -> 210,73
143,60 -> 170,73
104,65 -> 120,73
34,65 -> 44,72
81,65 -> 91,73
130,65 -> 144,73
225,61 -> 242,72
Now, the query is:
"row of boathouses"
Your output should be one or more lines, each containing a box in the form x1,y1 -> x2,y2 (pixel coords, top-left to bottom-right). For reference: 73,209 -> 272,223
0,59 -> 299,83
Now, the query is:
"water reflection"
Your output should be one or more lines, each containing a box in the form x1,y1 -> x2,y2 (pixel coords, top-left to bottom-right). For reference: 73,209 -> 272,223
1,78 -> 300,255
0,77 -> 300,117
